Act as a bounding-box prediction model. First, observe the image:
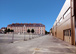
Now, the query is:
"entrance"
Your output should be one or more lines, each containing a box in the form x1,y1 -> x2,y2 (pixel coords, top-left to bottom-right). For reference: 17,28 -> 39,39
64,29 -> 71,44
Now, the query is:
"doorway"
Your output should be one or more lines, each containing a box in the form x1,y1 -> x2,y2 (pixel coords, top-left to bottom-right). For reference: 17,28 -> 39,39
64,29 -> 71,44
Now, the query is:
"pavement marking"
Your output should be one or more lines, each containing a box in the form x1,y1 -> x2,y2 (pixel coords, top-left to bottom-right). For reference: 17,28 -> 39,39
32,48 -> 40,54
31,48 -> 51,54
45,46 -> 76,48
30,47 -> 76,54
32,50 -> 36,54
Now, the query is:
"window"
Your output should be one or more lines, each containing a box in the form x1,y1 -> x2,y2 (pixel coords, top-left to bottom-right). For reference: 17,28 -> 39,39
57,22 -> 59,25
64,7 -> 71,18
59,17 -> 63,22
64,29 -> 71,36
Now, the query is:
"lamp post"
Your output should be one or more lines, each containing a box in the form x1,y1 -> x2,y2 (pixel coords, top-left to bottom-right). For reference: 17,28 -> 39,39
24,25 -> 26,41
11,30 -> 14,43
12,32 -> 14,43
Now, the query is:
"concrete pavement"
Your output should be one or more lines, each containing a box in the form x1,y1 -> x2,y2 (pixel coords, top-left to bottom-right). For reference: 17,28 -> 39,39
0,35 -> 76,54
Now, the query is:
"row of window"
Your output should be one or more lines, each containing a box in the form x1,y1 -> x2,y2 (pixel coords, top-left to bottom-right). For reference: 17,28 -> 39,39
14,29 -> 44,32
13,28 -> 44,30
53,7 -> 71,27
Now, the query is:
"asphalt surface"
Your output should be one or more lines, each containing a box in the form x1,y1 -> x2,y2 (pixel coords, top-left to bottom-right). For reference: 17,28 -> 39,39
0,34 -> 76,54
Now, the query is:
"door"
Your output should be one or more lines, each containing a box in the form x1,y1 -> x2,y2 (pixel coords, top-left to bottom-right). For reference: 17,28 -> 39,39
64,29 -> 71,44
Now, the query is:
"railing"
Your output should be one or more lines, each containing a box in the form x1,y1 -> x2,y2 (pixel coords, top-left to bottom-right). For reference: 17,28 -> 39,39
0,34 -> 45,43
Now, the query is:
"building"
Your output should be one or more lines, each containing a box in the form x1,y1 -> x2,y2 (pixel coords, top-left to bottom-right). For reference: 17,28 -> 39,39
50,28 -> 52,35
7,23 -> 45,35
1,27 -> 6,31
0,29 -> 2,33
52,0 -> 76,45
0,27 -> 6,34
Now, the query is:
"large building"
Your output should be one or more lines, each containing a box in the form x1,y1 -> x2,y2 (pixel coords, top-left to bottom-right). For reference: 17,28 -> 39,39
7,23 -> 45,35
52,0 -> 76,45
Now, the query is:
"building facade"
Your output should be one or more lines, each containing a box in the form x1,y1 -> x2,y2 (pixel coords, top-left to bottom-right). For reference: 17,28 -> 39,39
7,23 -> 45,35
52,0 -> 76,45
50,28 -> 52,35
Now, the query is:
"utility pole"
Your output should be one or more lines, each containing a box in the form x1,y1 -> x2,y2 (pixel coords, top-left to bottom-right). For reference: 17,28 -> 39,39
24,25 -> 26,41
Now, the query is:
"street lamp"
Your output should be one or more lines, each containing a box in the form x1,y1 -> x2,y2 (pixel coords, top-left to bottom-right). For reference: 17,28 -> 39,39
11,30 -> 14,43
24,25 -> 26,41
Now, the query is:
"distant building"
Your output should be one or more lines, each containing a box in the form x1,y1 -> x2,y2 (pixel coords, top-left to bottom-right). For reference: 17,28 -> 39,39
0,29 -> 2,33
7,23 -> 45,35
1,27 -> 6,31
1,27 -> 6,33
50,28 -> 52,35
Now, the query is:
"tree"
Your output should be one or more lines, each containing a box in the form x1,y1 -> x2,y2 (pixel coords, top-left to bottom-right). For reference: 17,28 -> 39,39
31,29 -> 34,33
10,30 -> 14,33
27,29 -> 31,39
31,29 -> 35,38
27,29 -> 30,33
4,28 -> 14,43
7,29 -> 11,33
4,28 -> 14,34
45,30 -> 50,35
4,28 -> 8,34
45,30 -> 47,34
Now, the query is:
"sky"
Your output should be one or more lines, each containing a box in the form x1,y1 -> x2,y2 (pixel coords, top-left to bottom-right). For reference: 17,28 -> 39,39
0,0 -> 65,32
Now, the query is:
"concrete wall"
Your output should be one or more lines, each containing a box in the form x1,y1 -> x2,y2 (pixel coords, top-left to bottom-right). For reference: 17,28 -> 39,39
52,0 -> 76,45
52,0 -> 72,44
52,0 -> 71,38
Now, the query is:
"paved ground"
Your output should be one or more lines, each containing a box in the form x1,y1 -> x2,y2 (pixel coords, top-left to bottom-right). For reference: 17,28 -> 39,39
0,35 -> 76,54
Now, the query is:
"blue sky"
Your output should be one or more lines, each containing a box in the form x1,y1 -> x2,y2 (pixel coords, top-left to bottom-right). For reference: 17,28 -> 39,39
0,0 -> 65,32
